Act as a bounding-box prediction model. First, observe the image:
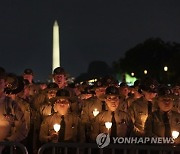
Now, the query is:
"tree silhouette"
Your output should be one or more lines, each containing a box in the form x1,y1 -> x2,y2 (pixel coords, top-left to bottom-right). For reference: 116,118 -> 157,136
75,60 -> 113,83
113,38 -> 180,84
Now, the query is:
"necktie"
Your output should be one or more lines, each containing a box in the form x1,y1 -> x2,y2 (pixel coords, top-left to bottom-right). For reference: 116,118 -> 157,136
102,101 -> 106,111
111,112 -> 117,137
58,115 -> 65,141
162,112 -> 171,137
148,101 -> 152,115
51,103 -> 54,114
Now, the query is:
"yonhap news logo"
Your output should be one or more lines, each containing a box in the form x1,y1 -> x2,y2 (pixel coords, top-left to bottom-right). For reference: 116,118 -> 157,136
96,133 -> 110,148
96,133 -> 175,148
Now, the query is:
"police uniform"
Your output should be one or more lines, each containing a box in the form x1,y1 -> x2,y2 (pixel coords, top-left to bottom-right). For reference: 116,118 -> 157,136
119,97 -> 128,112
40,101 -> 55,118
0,95 -> 27,142
145,85 -> 180,144
90,109 -> 133,141
81,96 -> 107,124
128,97 -> 158,136
39,112 -> 85,143
89,86 -> 133,142
15,96 -> 31,132
128,77 -> 159,136
33,92 -> 47,112
145,110 -> 180,140
81,96 -> 107,141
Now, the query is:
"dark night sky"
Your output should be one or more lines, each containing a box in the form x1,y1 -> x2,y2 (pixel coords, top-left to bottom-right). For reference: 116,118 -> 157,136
1,0 -> 180,81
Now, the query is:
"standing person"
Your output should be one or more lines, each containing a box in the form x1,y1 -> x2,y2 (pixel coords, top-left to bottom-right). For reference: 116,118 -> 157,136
81,78 -> 107,142
4,75 -> 32,153
145,85 -> 180,144
118,82 -> 130,112
52,67 -> 80,114
39,82 -> 59,119
52,67 -> 67,89
128,77 -> 159,136
23,68 -> 40,96
90,86 -> 133,141
0,73 -> 27,153
127,80 -> 143,108
39,89 -> 84,153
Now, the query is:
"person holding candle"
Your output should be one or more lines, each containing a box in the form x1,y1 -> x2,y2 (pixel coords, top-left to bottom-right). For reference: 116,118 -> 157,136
81,78 -> 108,142
39,89 -> 85,143
128,77 -> 159,137
90,86 -> 133,142
145,85 -> 180,144
0,71 -> 27,153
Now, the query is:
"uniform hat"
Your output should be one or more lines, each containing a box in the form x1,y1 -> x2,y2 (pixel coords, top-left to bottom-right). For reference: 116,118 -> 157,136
103,75 -> 118,86
94,78 -> 106,89
24,68 -> 33,75
81,86 -> 95,94
53,67 -> 66,75
139,77 -> 159,93
105,86 -> 119,96
46,83 -> 59,91
158,85 -> 173,98
50,89 -> 70,103
4,75 -> 24,94
120,82 -> 128,88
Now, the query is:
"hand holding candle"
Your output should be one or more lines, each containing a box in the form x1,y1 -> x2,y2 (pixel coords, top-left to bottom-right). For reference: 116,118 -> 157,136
51,124 -> 61,142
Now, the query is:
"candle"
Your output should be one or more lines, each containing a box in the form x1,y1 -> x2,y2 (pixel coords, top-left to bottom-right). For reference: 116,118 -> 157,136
105,122 -> 112,130
93,108 -> 99,117
172,131 -> 179,139
53,124 -> 61,132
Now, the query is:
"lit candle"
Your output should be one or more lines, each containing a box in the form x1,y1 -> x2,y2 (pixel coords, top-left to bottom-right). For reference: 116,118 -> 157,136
105,122 -> 112,130
172,131 -> 179,139
53,124 -> 61,133
93,108 -> 99,117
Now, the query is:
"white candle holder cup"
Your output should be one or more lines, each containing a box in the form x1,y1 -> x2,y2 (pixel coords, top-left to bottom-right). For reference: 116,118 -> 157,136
105,122 -> 112,134
53,124 -> 61,133
172,131 -> 179,139
93,108 -> 99,117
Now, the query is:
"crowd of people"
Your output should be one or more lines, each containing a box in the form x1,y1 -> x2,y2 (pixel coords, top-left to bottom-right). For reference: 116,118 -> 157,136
0,66 -> 179,154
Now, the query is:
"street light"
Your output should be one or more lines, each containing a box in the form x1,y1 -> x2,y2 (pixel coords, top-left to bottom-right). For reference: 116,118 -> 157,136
131,72 -> 134,76
144,70 -> 148,75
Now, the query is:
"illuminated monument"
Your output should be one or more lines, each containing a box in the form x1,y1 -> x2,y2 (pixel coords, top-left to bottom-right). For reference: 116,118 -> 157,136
52,20 -> 60,73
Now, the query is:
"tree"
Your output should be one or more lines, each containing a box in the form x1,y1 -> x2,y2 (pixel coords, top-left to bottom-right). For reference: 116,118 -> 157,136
75,60 -> 113,83
113,38 -> 180,84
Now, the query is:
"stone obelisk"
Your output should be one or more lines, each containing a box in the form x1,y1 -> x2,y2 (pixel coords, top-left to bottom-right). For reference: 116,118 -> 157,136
52,20 -> 60,73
